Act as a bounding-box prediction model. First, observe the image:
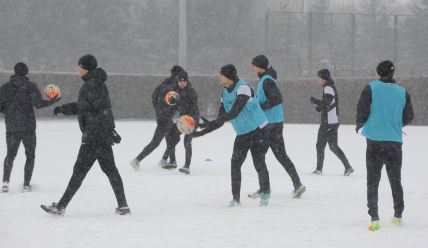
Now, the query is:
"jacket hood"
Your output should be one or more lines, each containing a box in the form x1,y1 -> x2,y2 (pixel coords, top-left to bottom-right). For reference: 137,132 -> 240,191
82,67 -> 107,83
10,75 -> 29,87
259,66 -> 277,80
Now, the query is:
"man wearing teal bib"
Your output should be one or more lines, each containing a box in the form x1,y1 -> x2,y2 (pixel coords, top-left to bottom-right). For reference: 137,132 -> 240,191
194,64 -> 271,207
249,55 -> 305,199
356,60 -> 414,231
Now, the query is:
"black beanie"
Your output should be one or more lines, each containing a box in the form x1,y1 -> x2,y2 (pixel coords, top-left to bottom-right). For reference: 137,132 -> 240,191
78,54 -> 98,70
176,70 -> 188,82
14,62 -> 28,76
220,64 -> 238,81
376,60 -> 395,78
318,69 -> 331,80
171,65 -> 184,76
251,55 -> 269,70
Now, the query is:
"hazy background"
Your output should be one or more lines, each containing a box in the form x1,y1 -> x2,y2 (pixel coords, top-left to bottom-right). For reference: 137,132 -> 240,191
0,0 -> 427,78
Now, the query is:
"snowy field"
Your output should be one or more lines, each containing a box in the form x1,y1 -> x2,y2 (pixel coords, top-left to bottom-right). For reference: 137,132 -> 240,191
0,120 -> 427,248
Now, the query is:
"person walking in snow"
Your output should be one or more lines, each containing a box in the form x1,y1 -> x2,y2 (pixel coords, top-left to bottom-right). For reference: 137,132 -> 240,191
356,60 -> 414,231
248,55 -> 305,199
0,62 -> 60,193
310,69 -> 353,176
41,54 -> 130,216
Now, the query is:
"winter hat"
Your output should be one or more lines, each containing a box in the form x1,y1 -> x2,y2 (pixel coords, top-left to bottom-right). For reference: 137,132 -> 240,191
78,54 -> 98,70
176,70 -> 188,82
14,62 -> 28,76
220,64 -> 238,81
318,69 -> 331,80
170,65 -> 184,76
251,55 -> 269,70
376,60 -> 395,78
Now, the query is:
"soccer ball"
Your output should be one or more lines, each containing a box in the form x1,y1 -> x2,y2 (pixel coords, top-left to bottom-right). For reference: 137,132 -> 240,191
43,84 -> 61,100
165,91 -> 180,105
176,115 -> 196,135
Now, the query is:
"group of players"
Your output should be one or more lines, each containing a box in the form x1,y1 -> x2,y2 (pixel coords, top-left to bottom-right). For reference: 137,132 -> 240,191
0,54 -> 414,231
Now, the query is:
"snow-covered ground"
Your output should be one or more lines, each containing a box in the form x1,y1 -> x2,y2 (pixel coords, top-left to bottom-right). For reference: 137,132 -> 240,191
1,120 -> 427,248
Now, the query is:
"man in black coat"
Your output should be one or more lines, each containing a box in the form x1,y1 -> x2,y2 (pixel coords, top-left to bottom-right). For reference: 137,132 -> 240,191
41,54 -> 130,216
130,66 -> 182,170
160,70 -> 200,174
0,63 -> 59,193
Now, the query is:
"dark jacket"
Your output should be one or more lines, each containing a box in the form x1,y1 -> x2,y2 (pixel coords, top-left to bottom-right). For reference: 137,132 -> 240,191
175,82 -> 199,121
356,79 -> 414,127
60,68 -> 115,144
151,75 -> 178,121
258,67 -> 283,110
0,75 -> 52,133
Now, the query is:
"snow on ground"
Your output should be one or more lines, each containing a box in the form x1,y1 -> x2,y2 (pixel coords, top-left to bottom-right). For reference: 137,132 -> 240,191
0,120 -> 427,248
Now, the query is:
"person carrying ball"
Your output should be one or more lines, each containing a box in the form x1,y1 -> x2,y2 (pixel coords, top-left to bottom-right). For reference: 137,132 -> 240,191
0,62 -> 60,193
160,70 -> 200,174
130,66 -> 183,170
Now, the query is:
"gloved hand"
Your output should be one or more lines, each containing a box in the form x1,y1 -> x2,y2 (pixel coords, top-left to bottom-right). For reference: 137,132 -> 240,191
315,106 -> 324,112
356,123 -> 364,134
111,130 -> 122,145
50,96 -> 62,104
54,105 -> 64,115
310,96 -> 318,104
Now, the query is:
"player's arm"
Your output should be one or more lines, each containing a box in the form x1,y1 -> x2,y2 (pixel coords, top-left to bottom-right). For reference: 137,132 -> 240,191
403,91 -> 414,127
260,79 -> 282,110
356,85 -> 372,132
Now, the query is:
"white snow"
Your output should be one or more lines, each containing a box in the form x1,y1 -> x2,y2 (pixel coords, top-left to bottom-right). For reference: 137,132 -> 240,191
1,120 -> 427,248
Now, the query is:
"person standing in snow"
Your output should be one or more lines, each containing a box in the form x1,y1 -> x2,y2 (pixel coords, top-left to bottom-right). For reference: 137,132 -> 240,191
356,60 -> 414,231
41,54 -> 130,216
248,55 -> 305,199
0,63 -> 60,193
193,64 -> 271,207
160,70 -> 200,174
130,66 -> 183,170
310,69 -> 353,176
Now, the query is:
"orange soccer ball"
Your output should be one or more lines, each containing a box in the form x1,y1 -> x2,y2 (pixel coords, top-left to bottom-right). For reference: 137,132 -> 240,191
176,115 -> 196,135
165,90 -> 180,105
43,84 -> 61,100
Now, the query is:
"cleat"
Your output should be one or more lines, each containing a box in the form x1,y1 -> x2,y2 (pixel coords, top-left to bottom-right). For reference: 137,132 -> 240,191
41,202 -> 65,216
115,206 -> 131,215
344,167 -> 354,176
292,184 -> 306,199
312,170 -> 322,175
130,159 -> 140,171
368,220 -> 380,231
158,159 -> 168,168
22,185 -> 32,193
228,200 -> 241,208
178,167 -> 190,174
391,217 -> 403,227
260,192 -> 270,206
1,182 -> 9,193
162,161 -> 177,170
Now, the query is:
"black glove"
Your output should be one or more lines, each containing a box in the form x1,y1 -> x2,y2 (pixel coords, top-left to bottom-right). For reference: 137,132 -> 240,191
54,105 -> 64,115
315,106 -> 324,112
111,130 -> 122,145
356,123 -> 364,134
50,96 -> 62,104
310,96 -> 317,104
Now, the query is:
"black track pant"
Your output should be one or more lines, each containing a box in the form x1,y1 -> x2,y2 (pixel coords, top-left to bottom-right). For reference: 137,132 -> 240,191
267,123 -> 302,189
3,131 -> 36,186
366,140 -> 404,221
316,124 -> 351,171
231,127 -> 270,201
58,141 -> 128,209
162,126 -> 193,167
136,118 -> 174,161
